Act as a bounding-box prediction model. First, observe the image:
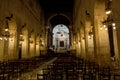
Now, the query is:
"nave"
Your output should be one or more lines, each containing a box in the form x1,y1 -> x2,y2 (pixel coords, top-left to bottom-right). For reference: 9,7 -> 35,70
3,53 -> 119,80
1,0 -> 120,80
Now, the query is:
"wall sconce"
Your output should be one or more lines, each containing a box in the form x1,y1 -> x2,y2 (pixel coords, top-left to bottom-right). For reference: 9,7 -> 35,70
73,41 -> 76,45
39,39 -> 44,46
105,8 -> 112,15
0,15 -> 14,41
101,16 -> 116,30
5,27 -> 9,32
88,25 -> 94,39
0,29 -> 10,41
112,23 -> 116,29
3,29 -> 10,41
2,20 -> 10,40
41,41 -> 44,46
105,0 -> 112,15
3,14 -> 14,41
9,33 -> 14,41
1,33 -> 14,41
101,0 -> 116,30
1,17 -> 14,41
78,40 -> 81,44
0,37 -> 2,40
111,56 -> 115,61
19,33 -> 24,44
0,33 -> 3,40
88,31 -> 93,39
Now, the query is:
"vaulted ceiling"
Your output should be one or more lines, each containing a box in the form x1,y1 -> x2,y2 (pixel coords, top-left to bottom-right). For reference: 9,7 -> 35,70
39,0 -> 74,27
39,0 -> 74,13
50,15 -> 70,26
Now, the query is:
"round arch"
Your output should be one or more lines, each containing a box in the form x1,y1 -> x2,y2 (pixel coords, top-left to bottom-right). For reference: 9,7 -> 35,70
46,14 -> 71,51
47,13 -> 71,26
52,24 -> 69,53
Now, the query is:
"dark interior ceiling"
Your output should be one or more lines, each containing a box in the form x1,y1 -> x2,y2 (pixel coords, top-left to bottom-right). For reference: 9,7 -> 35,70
39,0 -> 74,13
39,0 -> 74,26
50,15 -> 70,26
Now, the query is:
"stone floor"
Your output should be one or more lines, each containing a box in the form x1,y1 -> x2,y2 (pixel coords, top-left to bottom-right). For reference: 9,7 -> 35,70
11,57 -> 57,80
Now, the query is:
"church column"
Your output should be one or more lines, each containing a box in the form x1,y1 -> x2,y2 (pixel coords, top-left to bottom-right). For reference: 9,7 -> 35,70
94,1 -> 112,66
84,21 -> 90,61
80,26 -> 86,59
110,0 -> 119,62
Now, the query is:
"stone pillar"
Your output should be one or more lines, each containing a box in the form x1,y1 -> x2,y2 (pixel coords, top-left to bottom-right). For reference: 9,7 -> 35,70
81,27 -> 86,60
112,0 -> 120,61
94,0 -> 113,66
84,21 -> 90,61
93,16 -> 100,64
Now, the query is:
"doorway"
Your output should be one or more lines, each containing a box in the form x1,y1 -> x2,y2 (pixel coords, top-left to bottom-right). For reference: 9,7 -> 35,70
52,24 -> 69,53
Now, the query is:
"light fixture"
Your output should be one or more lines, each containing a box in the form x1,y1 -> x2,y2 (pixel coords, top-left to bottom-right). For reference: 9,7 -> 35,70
19,33 -> 24,44
0,33 -> 10,41
5,28 -> 9,32
78,40 -> 81,44
88,35 -> 91,39
88,25 -> 94,39
101,15 -> 116,30
100,27 -> 103,30
0,31 -> 12,41
4,37 -> 8,40
39,39 -> 44,46
20,34 -> 23,37
0,33 -> 3,40
105,0 -> 112,15
41,41 -> 44,46
112,23 -> 116,30
105,27 -> 108,30
88,31 -> 93,39
113,26 -> 116,30
112,23 -> 115,26
0,37 -> 3,40
0,15 -> 14,41
9,33 -> 14,41
103,24 -> 107,28
3,31 -> 10,40
105,9 -> 112,15
1,19 -> 10,40
73,41 -> 76,45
